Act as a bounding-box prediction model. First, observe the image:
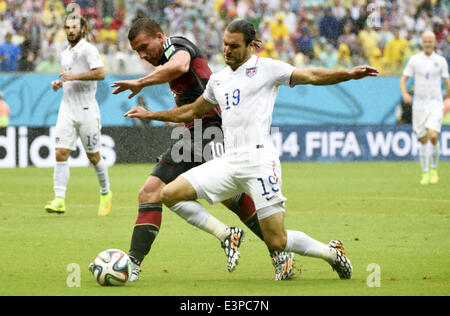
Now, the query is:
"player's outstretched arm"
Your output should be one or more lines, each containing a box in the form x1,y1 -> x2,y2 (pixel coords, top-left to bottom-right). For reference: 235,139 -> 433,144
111,51 -> 191,99
124,95 -> 216,123
290,65 -> 379,86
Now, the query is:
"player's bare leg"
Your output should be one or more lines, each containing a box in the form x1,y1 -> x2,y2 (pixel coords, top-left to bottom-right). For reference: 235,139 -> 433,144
161,176 -> 245,272
258,205 -> 352,279
87,151 -> 112,216
45,148 -> 71,214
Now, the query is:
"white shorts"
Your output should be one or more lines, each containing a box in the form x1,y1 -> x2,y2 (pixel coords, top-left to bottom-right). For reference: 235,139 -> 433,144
182,152 -> 287,216
413,106 -> 443,139
55,104 -> 102,153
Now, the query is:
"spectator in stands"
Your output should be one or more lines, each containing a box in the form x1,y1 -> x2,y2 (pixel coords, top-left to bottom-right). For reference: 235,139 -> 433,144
111,9 -> 125,31
259,40 -> 279,59
0,11 -> 13,44
319,43 -> 338,69
294,25 -> 314,58
349,0 -> 365,32
0,91 -> 10,127
99,16 -> 118,44
40,30 -> 62,62
333,0 -> 347,23
12,26 -> 26,46
0,0 -> 6,13
414,0 -> 433,20
18,50 -> 36,72
35,53 -> 60,73
101,0 -> 116,19
384,26 -> 410,74
336,42 -> 353,69
319,7 -> 340,46
270,12 -> 290,43
338,22 -> 359,52
378,23 -> 394,51
46,22 -> 67,46
41,2 -> 61,27
28,13 -> 43,51
0,33 -> 21,71
0,0 -> 448,77
358,23 -> 379,59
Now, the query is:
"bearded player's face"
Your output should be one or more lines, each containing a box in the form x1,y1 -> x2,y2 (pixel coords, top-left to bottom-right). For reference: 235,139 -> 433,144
65,18 -> 83,45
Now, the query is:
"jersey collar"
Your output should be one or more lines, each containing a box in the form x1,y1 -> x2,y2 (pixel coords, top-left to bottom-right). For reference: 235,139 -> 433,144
69,38 -> 86,51
227,54 -> 258,74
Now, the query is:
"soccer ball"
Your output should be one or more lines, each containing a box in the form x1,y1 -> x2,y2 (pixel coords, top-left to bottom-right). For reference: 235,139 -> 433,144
91,249 -> 132,286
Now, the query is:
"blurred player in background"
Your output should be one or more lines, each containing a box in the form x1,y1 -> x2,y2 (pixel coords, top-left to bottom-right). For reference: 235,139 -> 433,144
125,19 -> 379,280
400,31 -> 450,185
112,18 -> 294,281
45,14 -> 112,216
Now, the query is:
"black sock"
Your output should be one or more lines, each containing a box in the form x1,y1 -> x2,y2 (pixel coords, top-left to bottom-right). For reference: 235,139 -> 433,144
129,225 -> 159,265
128,203 -> 162,265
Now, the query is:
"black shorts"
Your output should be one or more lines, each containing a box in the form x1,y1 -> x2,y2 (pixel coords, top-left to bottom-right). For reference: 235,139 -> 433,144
151,126 -> 224,184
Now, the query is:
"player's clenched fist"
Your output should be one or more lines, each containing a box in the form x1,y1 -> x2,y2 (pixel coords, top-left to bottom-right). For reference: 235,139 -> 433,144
51,80 -> 63,92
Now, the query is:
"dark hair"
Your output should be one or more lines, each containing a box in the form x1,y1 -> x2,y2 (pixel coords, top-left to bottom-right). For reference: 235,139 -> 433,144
226,19 -> 261,48
64,14 -> 89,38
128,18 -> 163,41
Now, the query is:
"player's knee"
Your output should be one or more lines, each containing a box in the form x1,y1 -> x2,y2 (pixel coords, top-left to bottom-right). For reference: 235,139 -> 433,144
429,132 -> 439,145
264,232 -> 287,252
138,186 -> 161,204
87,152 -> 101,165
160,185 -> 177,207
55,148 -> 70,162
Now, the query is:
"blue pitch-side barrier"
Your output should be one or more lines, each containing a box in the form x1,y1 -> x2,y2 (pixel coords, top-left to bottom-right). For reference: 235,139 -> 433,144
0,74 -> 401,126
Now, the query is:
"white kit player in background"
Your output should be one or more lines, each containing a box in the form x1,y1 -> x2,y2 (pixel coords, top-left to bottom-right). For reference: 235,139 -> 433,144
124,20 -> 379,279
45,14 -> 112,216
400,31 -> 450,185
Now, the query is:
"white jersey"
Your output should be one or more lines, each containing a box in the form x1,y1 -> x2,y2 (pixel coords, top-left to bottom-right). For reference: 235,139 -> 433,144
60,39 -> 104,109
203,55 -> 295,156
403,51 -> 449,110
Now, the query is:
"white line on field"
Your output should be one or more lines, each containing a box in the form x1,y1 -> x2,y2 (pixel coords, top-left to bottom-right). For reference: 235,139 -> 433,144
344,196 -> 450,203
1,203 -> 132,209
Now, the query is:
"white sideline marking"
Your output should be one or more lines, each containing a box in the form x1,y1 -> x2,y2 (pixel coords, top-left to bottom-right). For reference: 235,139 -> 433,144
345,196 -> 450,203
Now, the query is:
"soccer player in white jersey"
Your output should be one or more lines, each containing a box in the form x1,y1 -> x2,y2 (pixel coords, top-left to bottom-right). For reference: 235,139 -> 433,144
400,31 -> 450,185
125,20 -> 378,279
45,14 -> 112,216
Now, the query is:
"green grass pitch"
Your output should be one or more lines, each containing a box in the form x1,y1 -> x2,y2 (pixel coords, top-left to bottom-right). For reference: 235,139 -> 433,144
0,162 -> 449,296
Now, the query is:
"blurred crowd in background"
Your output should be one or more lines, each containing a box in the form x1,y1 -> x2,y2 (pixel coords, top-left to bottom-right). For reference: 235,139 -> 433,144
0,0 -> 449,75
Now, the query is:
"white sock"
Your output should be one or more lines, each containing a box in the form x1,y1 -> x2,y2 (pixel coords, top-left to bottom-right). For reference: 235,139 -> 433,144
419,142 -> 429,173
430,143 -> 440,170
170,201 -> 229,242
54,161 -> 69,198
93,158 -> 110,195
285,230 -> 336,264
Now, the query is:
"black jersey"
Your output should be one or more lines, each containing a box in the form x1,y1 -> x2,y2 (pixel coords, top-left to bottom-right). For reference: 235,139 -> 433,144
158,36 -> 221,129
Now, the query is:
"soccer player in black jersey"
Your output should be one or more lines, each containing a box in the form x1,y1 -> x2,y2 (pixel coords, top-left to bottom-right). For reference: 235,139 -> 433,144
111,18 -> 294,281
